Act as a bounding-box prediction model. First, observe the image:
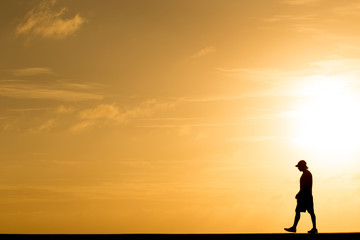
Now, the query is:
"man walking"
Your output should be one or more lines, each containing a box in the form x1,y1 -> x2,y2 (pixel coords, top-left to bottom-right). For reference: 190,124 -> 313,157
285,160 -> 318,234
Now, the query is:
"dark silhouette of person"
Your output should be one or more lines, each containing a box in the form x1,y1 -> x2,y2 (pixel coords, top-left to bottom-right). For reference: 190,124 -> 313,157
284,160 -> 318,234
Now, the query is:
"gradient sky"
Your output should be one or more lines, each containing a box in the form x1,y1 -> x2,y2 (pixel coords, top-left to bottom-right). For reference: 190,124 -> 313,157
1,0 -> 360,234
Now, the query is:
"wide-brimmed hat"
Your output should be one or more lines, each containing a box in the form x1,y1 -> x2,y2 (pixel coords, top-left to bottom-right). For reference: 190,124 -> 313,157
295,160 -> 307,168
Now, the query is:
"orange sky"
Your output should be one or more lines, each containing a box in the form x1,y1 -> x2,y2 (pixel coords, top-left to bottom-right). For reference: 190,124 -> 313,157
1,0 -> 360,234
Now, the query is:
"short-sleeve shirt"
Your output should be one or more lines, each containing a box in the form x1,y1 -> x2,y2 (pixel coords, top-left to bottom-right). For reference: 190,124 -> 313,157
296,170 -> 314,212
300,170 -> 312,197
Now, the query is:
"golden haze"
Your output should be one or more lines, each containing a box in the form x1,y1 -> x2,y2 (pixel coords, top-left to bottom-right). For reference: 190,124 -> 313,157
1,0 -> 360,234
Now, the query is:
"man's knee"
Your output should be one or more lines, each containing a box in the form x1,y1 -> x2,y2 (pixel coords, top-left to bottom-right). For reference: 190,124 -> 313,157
308,209 -> 315,216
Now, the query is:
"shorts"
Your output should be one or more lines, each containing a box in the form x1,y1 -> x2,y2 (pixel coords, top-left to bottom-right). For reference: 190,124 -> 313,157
296,196 -> 314,213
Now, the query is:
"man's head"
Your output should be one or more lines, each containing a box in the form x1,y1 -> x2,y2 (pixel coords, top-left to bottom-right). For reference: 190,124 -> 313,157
295,160 -> 308,171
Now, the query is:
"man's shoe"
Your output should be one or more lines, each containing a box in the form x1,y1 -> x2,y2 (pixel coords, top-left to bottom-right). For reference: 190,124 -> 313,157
284,227 -> 296,233
308,228 -> 318,234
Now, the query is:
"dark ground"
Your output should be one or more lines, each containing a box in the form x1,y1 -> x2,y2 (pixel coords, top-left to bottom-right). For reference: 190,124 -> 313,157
0,233 -> 359,240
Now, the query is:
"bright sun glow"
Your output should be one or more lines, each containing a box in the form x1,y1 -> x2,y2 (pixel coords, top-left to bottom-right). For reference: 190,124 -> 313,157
293,75 -> 360,155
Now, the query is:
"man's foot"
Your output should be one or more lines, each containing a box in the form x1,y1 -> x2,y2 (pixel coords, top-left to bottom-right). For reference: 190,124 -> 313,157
284,227 -> 296,233
308,228 -> 318,234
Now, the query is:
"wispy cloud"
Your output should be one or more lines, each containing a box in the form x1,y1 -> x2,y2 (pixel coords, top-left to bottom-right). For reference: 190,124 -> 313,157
217,57 -> 360,99
217,67 -> 309,83
70,99 -> 174,132
190,46 -> 217,59
227,136 -> 279,142
136,122 -> 239,128
266,1 -> 360,52
264,14 -> 315,23
221,58 -> 360,81
78,104 -> 121,121
331,2 -> 360,15
179,95 -> 245,102
281,0 -> 323,5
0,80 -> 102,101
29,119 -> 55,134
7,107 -> 51,112
12,67 -> 54,77
311,58 -> 360,75
0,98 -> 175,133
56,105 -> 75,114
16,0 -> 86,40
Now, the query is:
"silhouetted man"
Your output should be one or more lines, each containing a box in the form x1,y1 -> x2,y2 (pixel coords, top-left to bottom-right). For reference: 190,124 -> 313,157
285,160 -> 317,234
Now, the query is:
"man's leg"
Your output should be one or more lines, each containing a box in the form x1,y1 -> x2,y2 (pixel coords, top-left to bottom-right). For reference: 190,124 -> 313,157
293,210 -> 301,228
308,210 -> 317,230
285,211 -> 300,232
307,208 -> 318,234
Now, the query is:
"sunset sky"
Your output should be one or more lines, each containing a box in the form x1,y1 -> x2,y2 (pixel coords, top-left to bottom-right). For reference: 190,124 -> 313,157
1,0 -> 360,234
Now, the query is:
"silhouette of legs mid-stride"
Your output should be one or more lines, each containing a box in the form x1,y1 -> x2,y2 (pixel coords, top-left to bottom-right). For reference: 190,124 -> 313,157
284,160 -> 318,234
285,209 -> 317,234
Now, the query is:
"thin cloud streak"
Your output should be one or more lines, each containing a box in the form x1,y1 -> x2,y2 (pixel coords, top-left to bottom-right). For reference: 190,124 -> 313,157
190,46 -> 217,59
0,80 -> 102,101
227,136 -> 279,143
264,14 -> 316,23
217,58 -> 360,98
331,2 -> 360,15
136,123 -> 241,128
7,107 -> 51,112
12,67 -> 54,77
176,58 -> 360,105
180,96 -> 245,102
265,1 -> 360,51
281,0 -> 323,5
